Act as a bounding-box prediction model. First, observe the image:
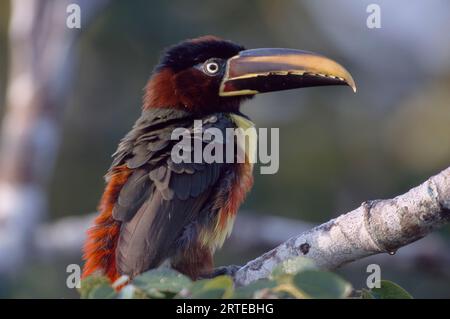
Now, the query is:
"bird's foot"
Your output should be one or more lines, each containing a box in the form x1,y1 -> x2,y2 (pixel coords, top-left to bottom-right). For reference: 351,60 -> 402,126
200,265 -> 241,279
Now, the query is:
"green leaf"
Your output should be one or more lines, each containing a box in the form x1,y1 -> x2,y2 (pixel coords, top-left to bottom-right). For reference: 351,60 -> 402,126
368,280 -> 413,299
293,270 -> 352,299
272,256 -> 317,279
190,276 -> 234,299
233,279 -> 277,299
117,285 -> 152,299
117,285 -> 136,299
191,288 -> 229,299
88,283 -> 117,299
132,268 -> 192,296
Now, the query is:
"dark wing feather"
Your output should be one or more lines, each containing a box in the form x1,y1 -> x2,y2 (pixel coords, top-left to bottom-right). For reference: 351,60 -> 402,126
112,168 -> 153,222
110,109 -> 234,277
115,184 -> 215,277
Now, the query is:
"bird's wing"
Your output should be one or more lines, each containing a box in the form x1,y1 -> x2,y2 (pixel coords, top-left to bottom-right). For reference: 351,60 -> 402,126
109,109 -> 234,277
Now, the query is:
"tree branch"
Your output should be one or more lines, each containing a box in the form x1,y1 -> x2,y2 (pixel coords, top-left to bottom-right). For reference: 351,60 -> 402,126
233,167 -> 450,286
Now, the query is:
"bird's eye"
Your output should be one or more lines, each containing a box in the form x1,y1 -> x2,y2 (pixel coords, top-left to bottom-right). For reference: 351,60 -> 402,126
203,61 -> 220,75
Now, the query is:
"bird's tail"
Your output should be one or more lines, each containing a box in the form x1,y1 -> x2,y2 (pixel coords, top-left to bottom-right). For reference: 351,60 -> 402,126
82,165 -> 132,282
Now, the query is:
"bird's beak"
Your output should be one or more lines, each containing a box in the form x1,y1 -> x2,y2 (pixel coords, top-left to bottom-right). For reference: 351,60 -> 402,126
219,48 -> 356,96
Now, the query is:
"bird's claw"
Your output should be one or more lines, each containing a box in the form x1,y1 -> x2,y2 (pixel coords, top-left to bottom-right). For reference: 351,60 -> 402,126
200,265 -> 241,279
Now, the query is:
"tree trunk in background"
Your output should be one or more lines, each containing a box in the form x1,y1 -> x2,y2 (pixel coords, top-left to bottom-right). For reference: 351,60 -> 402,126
0,0 -> 108,274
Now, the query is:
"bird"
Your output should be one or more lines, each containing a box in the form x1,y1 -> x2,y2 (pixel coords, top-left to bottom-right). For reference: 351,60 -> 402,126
82,35 -> 355,282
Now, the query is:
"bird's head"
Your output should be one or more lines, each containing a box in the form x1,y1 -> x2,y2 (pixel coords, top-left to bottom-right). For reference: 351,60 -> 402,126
144,36 -> 356,114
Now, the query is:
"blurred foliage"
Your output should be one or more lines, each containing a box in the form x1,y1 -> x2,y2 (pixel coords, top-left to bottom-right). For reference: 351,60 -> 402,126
79,257 -> 412,299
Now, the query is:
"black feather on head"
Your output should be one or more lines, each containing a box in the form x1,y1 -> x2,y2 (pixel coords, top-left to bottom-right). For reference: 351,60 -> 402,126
157,36 -> 245,72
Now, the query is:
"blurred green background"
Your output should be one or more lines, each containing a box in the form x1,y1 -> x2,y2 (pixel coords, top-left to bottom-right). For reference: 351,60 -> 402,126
0,0 -> 449,298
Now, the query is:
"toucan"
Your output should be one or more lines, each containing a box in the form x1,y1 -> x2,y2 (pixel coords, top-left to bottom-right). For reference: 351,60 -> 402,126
82,36 -> 355,281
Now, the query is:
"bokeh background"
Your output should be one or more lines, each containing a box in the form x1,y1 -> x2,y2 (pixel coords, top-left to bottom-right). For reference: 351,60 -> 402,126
0,0 -> 449,298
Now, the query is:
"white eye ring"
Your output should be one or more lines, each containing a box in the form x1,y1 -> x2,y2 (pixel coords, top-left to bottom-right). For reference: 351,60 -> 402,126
204,61 -> 220,75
